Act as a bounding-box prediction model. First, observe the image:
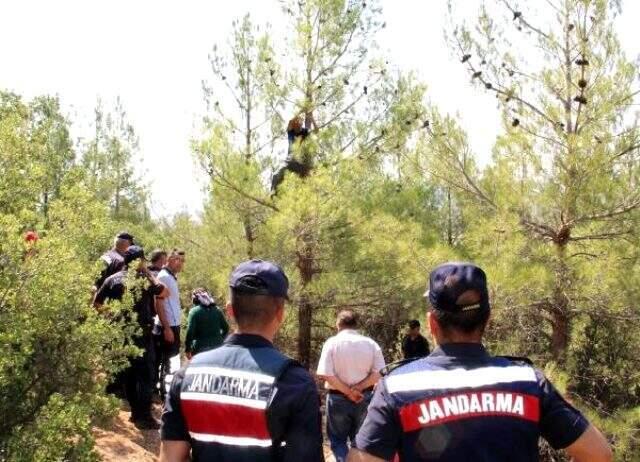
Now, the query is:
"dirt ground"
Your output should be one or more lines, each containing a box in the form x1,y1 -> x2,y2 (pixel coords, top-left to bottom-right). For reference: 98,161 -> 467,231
93,401 -> 336,461
93,403 -> 161,462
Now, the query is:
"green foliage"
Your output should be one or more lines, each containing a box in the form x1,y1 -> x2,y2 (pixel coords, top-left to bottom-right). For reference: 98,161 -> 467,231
81,98 -> 149,221
0,92 -> 152,460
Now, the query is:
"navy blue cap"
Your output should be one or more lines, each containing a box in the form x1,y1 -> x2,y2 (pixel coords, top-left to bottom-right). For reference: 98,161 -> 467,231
425,262 -> 490,313
124,245 -> 145,264
229,259 -> 289,299
117,231 -> 135,243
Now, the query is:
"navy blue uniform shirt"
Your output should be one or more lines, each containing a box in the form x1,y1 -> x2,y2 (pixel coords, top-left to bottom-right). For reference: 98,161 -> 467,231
94,270 -> 164,327
161,333 -> 324,462
95,249 -> 125,289
354,343 -> 589,461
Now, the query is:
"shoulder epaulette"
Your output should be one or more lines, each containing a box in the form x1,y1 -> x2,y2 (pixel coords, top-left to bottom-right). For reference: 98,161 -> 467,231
380,357 -> 421,376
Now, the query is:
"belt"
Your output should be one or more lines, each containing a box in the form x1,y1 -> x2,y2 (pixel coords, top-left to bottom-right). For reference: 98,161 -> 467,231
328,387 -> 373,397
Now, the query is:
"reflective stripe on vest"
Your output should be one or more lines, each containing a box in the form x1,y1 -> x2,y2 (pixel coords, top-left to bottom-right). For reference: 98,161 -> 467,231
180,365 -> 277,447
389,365 -> 540,432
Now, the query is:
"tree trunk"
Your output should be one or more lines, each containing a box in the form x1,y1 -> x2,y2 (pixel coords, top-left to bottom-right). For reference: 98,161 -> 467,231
243,218 -> 255,259
297,293 -> 313,369
294,14 -> 317,369
296,226 -> 315,369
447,188 -> 453,246
551,308 -> 569,362
550,241 -> 571,363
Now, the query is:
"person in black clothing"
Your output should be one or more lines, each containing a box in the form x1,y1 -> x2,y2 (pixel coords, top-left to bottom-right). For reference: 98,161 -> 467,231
94,245 -> 168,429
349,262 -> 612,462
94,231 -> 134,292
401,319 -> 430,359
271,116 -> 316,192
160,259 -> 324,462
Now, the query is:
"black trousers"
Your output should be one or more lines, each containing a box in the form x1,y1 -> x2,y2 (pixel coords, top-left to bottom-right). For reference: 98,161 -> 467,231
124,327 -> 156,420
153,326 -> 180,397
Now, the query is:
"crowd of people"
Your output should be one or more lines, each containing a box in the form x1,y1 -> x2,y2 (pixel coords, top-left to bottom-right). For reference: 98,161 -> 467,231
92,232 -> 613,462
92,233 -> 245,430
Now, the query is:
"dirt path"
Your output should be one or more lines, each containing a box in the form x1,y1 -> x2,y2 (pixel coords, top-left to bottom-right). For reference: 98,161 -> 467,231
93,402 -> 337,461
93,404 -> 161,462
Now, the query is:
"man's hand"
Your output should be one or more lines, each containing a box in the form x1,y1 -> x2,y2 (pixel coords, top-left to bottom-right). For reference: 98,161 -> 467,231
565,425 -> 612,462
349,388 -> 364,403
160,441 -> 191,462
347,448 -> 387,461
164,327 -> 175,344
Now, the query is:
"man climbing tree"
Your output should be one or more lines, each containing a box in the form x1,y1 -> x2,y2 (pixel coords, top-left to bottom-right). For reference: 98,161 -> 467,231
271,115 -> 316,192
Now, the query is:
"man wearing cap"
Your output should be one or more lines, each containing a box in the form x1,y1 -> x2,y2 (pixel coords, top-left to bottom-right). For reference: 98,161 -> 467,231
160,259 -> 324,462
317,310 -> 386,462
94,246 -> 168,429
94,232 -> 134,292
348,262 -> 612,462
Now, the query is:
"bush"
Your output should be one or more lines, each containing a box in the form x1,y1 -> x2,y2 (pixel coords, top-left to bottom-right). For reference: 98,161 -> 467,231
0,201 -> 133,461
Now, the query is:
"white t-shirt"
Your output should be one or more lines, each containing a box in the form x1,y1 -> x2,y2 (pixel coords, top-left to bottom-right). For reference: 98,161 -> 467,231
316,329 -> 386,388
156,268 -> 181,327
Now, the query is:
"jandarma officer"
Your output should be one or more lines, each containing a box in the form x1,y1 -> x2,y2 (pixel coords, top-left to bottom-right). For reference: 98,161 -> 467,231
160,259 -> 324,462
348,262 -> 612,462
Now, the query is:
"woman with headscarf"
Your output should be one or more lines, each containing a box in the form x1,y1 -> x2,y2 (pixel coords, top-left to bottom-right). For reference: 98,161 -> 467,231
185,288 -> 229,358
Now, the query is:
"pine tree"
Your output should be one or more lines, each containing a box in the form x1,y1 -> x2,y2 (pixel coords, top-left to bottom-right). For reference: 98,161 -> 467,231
432,0 -> 640,364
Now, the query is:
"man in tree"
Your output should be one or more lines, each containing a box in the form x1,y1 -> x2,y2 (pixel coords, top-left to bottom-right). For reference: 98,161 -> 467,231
271,116 -> 315,192
401,320 -> 430,360
317,310 -> 386,462
94,231 -> 134,292
94,246 -> 168,429
348,262 -> 612,462
160,259 -> 324,462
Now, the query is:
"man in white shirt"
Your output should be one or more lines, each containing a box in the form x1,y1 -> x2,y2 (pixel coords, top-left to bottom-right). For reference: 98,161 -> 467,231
153,248 -> 185,397
317,310 -> 386,462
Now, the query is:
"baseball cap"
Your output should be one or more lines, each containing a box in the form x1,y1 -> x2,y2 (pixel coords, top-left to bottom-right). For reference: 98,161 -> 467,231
124,245 -> 145,264
229,259 -> 289,299
425,262 -> 490,313
116,231 -> 135,243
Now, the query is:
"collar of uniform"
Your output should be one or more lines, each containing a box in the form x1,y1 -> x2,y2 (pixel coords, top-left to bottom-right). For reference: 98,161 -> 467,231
224,333 -> 274,348
430,342 -> 489,358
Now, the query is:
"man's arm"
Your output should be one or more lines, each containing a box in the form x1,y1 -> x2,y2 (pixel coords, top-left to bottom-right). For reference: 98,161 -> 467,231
322,375 -> 363,402
401,336 -> 410,359
154,289 -> 174,344
281,368 -> 325,462
538,371 -> 610,460
159,441 -> 191,462
350,381 -> 400,461
93,280 -> 109,309
564,425 -> 612,462
347,449 -> 387,462
160,369 -> 191,460
353,371 -> 381,393
184,307 -> 197,357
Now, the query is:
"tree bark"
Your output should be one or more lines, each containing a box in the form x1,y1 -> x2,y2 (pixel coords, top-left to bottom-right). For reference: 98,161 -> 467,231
296,226 -> 315,369
550,240 -> 571,362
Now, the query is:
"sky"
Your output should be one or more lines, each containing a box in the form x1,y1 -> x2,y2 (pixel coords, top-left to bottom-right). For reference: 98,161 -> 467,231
1,0 -> 639,218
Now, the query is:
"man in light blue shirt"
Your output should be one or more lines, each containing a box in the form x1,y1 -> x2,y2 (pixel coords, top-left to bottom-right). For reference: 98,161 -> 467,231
154,248 -> 186,398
